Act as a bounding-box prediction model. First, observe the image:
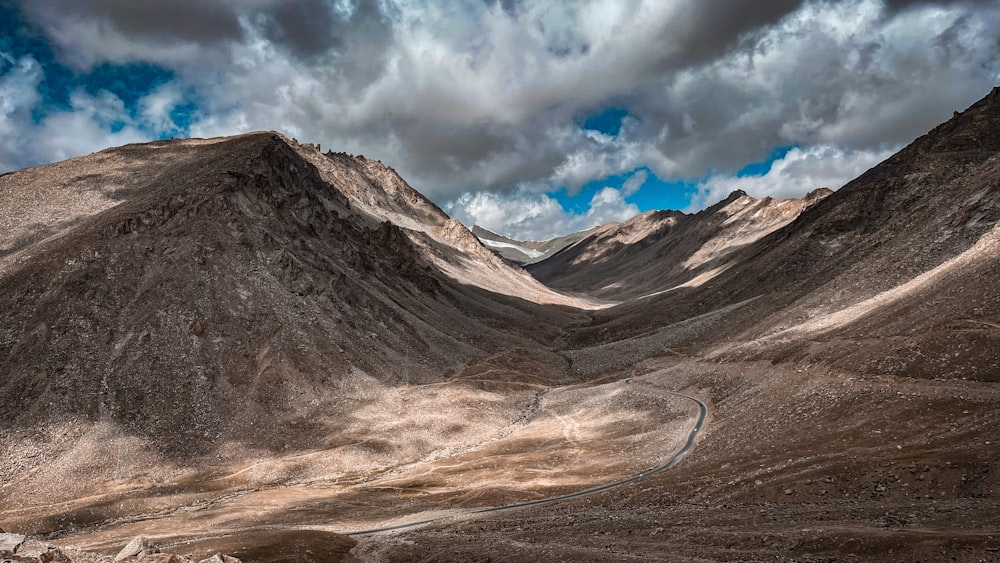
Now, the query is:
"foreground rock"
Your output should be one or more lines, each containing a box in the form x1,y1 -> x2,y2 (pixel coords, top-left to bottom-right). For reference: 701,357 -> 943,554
196,555 -> 240,563
0,532 -> 69,562
114,537 -> 158,561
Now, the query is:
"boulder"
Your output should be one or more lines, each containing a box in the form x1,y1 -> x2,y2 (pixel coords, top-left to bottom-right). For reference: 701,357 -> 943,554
0,534 -> 69,562
0,533 -> 26,553
116,536 -> 159,561
197,555 -> 241,563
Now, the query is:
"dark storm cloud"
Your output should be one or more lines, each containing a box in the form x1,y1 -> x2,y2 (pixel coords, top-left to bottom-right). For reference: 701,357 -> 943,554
24,0 -> 244,45
883,0 -> 999,12
387,116 -> 571,191
656,0 -> 806,69
261,0 -> 343,57
19,0 -> 392,64
617,0 -> 1000,178
328,0 -> 394,88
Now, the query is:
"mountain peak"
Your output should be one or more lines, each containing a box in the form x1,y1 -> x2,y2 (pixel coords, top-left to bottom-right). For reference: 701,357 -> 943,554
804,187 -> 834,201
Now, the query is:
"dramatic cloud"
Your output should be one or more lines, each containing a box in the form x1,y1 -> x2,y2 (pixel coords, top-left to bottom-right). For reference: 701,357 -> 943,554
447,186 -> 639,241
1,0 -> 999,239
0,51 -> 166,169
687,145 -> 896,211
0,53 -> 42,171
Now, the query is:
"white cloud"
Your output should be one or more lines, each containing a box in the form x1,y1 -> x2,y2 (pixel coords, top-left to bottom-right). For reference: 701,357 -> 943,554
31,92 -> 148,164
138,83 -> 186,133
687,145 -> 896,211
447,185 -> 638,241
621,169 -> 648,196
0,54 -> 43,171
3,0 -> 1000,232
0,55 -> 152,169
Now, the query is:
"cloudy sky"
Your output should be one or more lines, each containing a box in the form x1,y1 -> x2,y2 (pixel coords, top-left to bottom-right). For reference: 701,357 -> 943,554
1,0 -> 998,240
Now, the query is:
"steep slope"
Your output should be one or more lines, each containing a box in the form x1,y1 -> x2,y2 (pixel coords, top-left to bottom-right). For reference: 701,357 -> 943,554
471,225 -> 601,265
529,189 -> 830,300
0,132 -> 595,507
292,145 -> 596,307
565,87 -> 1000,381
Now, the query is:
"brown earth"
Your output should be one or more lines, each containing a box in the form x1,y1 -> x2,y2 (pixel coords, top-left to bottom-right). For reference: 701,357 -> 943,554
3,90 -> 1000,562
369,360 -> 1000,562
529,188 -> 832,301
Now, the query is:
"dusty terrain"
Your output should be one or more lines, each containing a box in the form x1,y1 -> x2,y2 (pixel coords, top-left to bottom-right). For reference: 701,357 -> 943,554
3,90 -> 1000,562
372,360 -> 1000,562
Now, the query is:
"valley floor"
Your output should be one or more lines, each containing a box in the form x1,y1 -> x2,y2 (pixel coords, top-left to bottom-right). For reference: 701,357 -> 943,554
4,358 -> 998,562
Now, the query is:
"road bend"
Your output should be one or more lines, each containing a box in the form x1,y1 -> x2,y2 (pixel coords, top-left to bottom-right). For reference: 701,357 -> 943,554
343,387 -> 708,537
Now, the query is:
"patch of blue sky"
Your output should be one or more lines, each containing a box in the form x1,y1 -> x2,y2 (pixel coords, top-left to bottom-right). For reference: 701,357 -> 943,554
625,172 -> 698,212
551,144 -> 800,217
551,168 -> 697,214
82,62 -> 175,112
736,145 -> 796,177
167,100 -> 199,137
580,106 -> 629,136
0,3 -> 188,135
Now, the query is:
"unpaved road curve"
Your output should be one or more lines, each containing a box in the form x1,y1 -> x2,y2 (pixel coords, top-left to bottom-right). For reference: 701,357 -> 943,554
344,388 -> 708,536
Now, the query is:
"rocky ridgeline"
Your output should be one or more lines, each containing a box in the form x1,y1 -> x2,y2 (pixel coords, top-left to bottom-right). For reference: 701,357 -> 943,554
0,533 -> 241,563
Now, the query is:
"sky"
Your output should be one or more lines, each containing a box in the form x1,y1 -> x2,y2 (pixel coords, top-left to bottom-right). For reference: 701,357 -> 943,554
1,0 -> 999,240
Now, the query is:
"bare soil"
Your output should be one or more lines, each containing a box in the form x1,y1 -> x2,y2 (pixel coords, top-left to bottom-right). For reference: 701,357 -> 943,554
363,360 -> 1000,562
5,90 -> 1000,562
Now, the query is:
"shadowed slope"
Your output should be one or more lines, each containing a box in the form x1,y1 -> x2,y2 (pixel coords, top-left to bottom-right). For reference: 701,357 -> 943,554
564,87 -> 1000,381
0,132 -> 588,471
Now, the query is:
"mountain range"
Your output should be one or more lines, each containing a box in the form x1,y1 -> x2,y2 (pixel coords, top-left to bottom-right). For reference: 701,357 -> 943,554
2,89 -> 999,562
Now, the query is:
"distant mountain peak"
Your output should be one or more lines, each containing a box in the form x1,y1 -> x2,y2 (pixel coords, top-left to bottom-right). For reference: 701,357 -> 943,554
472,224 -> 606,265
805,187 -> 834,199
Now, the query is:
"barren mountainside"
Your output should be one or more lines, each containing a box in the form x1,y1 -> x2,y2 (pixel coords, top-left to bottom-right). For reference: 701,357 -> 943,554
562,87 -> 1000,382
0,132 -> 593,501
2,90 -> 1000,563
529,188 -> 832,300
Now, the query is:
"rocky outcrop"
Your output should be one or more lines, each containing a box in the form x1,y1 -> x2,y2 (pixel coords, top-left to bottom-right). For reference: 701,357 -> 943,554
196,555 -> 240,563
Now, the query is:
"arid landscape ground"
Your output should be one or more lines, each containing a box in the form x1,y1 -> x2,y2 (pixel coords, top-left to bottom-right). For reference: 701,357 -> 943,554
3,90 -> 1000,562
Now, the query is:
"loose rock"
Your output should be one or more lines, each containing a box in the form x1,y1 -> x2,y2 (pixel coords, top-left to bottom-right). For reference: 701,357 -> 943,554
0,533 -> 26,554
116,536 -> 158,562
197,554 -> 242,563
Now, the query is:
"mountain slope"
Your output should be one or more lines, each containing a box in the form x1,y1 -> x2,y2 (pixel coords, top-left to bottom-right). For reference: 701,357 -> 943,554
529,188 -> 831,300
564,87 -> 1000,381
0,132 -> 596,502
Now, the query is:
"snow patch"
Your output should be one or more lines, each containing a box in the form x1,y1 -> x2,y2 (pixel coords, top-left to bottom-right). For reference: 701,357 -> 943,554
478,237 -> 545,259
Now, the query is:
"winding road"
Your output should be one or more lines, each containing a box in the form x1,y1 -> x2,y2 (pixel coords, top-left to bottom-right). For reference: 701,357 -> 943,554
343,388 -> 708,537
